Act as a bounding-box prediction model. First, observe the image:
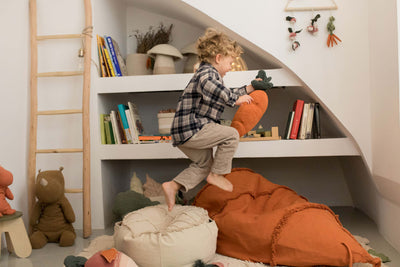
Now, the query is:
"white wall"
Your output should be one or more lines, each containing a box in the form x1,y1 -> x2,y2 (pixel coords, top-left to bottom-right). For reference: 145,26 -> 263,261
369,0 -> 400,251
0,1 -> 30,223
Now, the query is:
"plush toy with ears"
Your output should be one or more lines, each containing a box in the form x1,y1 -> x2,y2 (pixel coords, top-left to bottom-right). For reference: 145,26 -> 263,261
0,166 -> 16,216
29,167 -> 76,249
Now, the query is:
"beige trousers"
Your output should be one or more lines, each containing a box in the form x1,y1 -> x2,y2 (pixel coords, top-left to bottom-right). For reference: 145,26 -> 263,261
173,122 -> 239,192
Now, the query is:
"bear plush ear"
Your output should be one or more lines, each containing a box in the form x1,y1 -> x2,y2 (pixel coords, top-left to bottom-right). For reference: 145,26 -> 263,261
231,90 -> 268,137
59,166 -> 64,172
38,169 -> 41,173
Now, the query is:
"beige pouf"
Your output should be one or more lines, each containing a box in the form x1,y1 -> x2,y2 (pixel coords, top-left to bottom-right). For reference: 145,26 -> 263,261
114,204 -> 218,267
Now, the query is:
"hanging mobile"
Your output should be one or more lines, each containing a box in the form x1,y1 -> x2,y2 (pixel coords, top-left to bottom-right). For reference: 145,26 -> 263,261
326,16 -> 342,47
307,14 -> 320,35
286,16 -> 302,51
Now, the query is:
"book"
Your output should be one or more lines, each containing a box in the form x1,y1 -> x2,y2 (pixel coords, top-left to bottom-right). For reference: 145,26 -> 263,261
111,38 -> 128,76
96,35 -> 107,77
110,110 -> 122,144
127,101 -> 144,135
125,109 -> 139,144
289,99 -> 304,139
103,114 -> 115,144
305,103 -> 315,139
105,35 -> 122,76
99,36 -> 115,77
298,103 -> 310,140
99,114 -> 107,144
284,111 -> 295,139
312,102 -> 321,139
117,104 -> 133,144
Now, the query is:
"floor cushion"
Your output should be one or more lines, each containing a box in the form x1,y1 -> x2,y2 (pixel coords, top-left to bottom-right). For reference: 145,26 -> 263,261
194,168 -> 381,267
114,204 -> 218,267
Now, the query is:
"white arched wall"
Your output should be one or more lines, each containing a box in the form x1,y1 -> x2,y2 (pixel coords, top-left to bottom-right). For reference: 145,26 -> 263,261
182,0 -> 400,252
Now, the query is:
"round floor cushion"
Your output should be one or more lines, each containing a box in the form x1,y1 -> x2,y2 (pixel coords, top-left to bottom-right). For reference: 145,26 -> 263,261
114,204 -> 218,267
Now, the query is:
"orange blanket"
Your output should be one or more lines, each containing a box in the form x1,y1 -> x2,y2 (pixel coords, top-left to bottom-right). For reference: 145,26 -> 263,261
194,168 -> 381,267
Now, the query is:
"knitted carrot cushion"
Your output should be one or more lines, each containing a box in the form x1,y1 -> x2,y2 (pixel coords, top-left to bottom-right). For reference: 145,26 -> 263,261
230,90 -> 268,137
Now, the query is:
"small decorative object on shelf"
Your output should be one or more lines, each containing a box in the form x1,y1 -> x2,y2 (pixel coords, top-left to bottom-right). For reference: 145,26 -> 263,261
240,126 -> 281,141
307,14 -> 321,35
147,44 -> 183,74
181,42 -> 198,73
127,23 -> 173,75
157,109 -> 176,134
326,16 -> 342,47
286,16 -> 302,51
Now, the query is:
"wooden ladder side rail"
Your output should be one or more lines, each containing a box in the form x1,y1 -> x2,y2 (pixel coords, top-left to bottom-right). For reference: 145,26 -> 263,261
28,0 -> 38,234
82,0 -> 92,238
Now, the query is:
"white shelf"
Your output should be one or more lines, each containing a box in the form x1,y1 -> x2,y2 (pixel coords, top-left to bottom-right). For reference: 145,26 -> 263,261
97,138 -> 360,160
95,68 -> 302,94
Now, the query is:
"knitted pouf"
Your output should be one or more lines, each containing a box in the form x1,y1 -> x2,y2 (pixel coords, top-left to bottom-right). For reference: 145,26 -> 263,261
114,204 -> 218,267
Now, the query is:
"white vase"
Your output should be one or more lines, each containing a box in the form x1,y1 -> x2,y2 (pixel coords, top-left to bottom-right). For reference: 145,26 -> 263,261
153,54 -> 176,75
126,53 -> 152,76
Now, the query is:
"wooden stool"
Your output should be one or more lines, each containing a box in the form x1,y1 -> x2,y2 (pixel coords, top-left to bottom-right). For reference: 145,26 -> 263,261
0,211 -> 32,258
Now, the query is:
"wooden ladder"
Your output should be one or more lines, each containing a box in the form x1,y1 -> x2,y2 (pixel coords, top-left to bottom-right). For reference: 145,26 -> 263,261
28,0 -> 92,238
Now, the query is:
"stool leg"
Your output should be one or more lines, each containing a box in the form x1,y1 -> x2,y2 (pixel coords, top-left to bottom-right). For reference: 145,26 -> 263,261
5,218 -> 32,258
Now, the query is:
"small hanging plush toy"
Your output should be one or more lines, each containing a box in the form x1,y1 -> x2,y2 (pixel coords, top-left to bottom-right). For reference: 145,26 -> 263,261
307,14 -> 321,35
286,16 -> 302,51
327,16 -> 342,47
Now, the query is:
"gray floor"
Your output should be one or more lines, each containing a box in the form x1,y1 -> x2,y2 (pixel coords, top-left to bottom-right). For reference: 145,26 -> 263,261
0,207 -> 399,267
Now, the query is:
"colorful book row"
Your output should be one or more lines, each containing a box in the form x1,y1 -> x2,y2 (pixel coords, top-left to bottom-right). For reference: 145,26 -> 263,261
96,35 -> 128,77
284,99 -> 321,140
100,102 -> 144,144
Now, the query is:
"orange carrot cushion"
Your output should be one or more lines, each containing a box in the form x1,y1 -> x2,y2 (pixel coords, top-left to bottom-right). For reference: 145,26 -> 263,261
230,90 -> 268,137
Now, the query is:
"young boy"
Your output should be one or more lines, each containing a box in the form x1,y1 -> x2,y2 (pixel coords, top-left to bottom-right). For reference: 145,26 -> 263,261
162,28 -> 256,211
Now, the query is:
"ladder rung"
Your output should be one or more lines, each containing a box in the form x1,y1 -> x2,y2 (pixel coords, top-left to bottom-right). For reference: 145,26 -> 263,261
37,71 -> 84,77
65,188 -> 83,193
36,148 -> 83,154
37,34 -> 84,40
37,109 -> 82,115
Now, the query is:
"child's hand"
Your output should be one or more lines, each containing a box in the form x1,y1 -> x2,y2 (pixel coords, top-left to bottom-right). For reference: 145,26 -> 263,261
235,95 -> 253,106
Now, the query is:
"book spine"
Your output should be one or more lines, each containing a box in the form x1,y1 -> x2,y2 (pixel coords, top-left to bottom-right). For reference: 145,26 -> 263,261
305,103 -> 315,139
96,35 -> 107,77
298,103 -> 310,140
284,111 -> 295,140
105,35 -> 122,76
117,104 -> 133,144
125,110 -> 139,144
99,114 -> 106,144
104,120 -> 112,144
128,101 -> 144,135
110,110 -> 122,144
312,103 -> 321,139
289,99 -> 304,139
111,38 -> 127,76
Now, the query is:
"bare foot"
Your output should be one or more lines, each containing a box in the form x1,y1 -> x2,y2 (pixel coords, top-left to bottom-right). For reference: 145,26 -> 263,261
206,172 -> 233,192
162,181 -> 180,211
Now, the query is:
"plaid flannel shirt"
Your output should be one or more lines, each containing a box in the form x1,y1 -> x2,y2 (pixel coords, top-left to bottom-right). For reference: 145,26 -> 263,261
171,62 -> 247,146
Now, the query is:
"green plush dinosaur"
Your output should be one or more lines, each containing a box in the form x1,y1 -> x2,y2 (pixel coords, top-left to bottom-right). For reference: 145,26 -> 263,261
251,70 -> 273,90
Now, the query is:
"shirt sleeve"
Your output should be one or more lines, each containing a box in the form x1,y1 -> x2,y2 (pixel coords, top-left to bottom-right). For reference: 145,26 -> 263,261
231,85 -> 247,97
200,72 -> 239,107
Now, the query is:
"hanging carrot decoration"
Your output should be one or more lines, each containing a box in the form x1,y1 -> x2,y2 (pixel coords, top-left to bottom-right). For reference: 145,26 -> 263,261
327,16 -> 342,47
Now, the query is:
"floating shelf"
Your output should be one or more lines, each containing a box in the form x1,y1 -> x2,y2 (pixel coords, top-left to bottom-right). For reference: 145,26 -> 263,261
97,138 -> 360,160
95,69 -> 302,94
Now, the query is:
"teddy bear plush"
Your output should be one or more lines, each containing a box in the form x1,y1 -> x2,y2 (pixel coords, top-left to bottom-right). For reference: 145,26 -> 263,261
29,167 -> 76,249
0,165 -> 16,217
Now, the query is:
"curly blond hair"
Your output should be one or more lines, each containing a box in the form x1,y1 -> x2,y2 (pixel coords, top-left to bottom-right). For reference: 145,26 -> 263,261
196,28 -> 243,64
